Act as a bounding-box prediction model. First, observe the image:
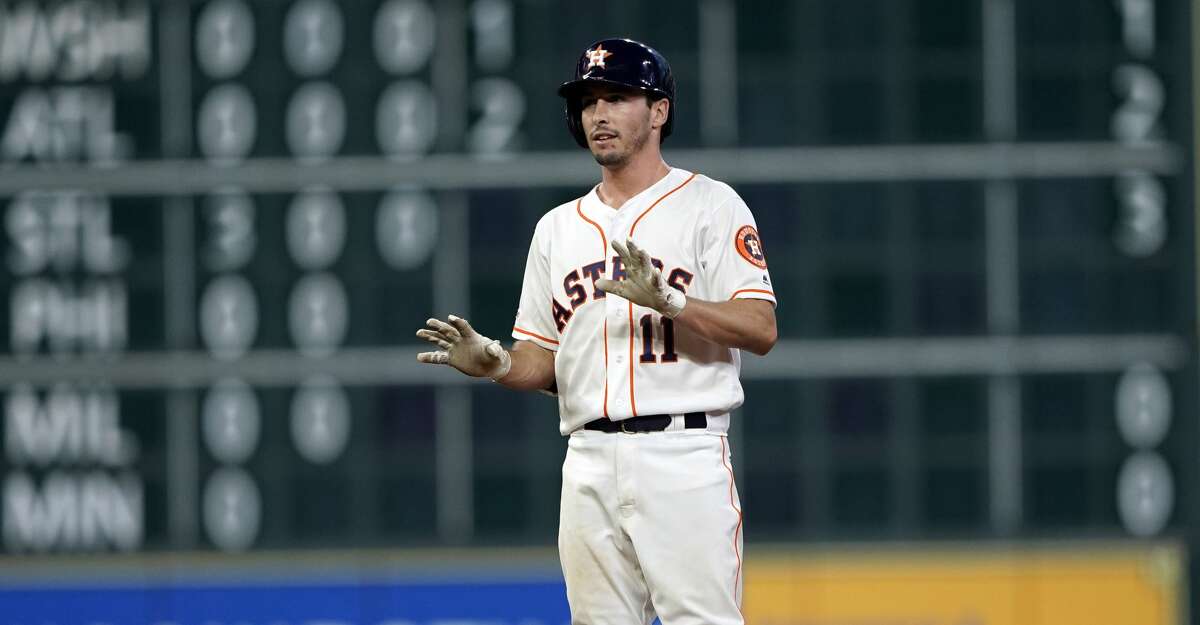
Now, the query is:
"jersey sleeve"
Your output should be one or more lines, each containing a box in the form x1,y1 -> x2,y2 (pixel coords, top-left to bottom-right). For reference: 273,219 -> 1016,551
699,192 -> 777,306
511,218 -> 561,351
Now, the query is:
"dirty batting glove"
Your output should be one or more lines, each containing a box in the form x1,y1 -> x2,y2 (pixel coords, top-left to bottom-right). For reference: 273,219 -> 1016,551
594,239 -> 686,318
415,315 -> 512,380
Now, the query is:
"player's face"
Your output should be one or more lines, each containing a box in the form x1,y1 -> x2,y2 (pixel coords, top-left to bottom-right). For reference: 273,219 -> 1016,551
579,86 -> 657,167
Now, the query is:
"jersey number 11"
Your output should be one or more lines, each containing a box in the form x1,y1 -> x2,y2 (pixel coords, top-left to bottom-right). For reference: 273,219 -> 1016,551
639,314 -> 678,363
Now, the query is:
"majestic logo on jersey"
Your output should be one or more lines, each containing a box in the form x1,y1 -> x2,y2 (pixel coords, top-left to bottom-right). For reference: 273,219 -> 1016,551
551,257 -> 694,332
735,225 -> 768,269
586,46 -> 613,69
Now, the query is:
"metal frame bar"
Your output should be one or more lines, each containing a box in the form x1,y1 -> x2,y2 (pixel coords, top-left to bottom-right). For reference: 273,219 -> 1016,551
983,0 -> 1023,536
0,142 -> 1180,197
0,334 -> 1183,389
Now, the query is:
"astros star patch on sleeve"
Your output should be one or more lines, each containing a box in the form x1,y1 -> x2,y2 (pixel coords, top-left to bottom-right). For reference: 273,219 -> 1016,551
734,225 -> 768,269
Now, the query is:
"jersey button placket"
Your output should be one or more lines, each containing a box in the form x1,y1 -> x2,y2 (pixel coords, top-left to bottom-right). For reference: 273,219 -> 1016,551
610,206 -> 641,419
601,217 -> 622,417
608,213 -> 635,418
608,268 -> 628,408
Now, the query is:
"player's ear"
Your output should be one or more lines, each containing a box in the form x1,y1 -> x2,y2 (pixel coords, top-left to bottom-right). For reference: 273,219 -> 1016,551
649,97 -> 669,130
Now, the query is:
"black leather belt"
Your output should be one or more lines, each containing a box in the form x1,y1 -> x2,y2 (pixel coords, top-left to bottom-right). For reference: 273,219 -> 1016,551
583,412 -> 707,433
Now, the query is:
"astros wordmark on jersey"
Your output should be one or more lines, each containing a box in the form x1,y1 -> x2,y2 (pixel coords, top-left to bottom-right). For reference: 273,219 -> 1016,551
513,167 -> 776,435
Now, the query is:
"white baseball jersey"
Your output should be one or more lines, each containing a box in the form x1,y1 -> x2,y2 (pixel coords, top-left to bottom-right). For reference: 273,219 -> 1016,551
511,167 -> 776,435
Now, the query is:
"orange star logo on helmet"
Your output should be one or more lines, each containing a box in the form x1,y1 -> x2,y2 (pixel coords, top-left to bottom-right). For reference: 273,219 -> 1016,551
586,46 -> 613,69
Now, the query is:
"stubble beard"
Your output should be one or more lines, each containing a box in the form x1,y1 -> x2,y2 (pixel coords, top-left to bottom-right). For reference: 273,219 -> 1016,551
591,122 -> 651,168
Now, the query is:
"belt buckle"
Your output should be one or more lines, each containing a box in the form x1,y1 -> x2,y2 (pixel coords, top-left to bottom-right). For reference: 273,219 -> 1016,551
620,419 -> 631,433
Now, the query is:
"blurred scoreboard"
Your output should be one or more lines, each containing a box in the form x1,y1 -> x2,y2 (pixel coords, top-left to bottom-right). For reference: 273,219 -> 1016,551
0,0 -> 533,552
0,0 -> 1195,556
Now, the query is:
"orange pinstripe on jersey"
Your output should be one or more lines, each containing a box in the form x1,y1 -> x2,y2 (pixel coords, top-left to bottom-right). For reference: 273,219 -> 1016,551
575,198 -> 607,256
629,172 -> 697,237
720,436 -> 744,606
578,196 -> 611,419
602,319 -> 609,418
627,300 -> 637,416
513,326 -> 560,345
620,173 -> 698,417
729,289 -> 775,300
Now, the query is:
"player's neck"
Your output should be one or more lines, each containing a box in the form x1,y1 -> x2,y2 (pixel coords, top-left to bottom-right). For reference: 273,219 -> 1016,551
597,154 -> 671,209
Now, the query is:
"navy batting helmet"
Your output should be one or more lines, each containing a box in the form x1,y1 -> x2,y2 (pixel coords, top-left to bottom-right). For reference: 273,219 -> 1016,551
557,38 -> 675,148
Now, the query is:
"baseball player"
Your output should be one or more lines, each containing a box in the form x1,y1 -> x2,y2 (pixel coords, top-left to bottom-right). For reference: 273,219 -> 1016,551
416,38 -> 776,624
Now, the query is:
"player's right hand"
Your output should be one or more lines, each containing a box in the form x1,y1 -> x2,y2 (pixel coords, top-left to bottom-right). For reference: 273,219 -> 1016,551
416,315 -> 512,380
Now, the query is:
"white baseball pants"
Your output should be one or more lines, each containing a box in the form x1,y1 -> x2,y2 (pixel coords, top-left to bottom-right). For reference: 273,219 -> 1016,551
559,428 -> 744,625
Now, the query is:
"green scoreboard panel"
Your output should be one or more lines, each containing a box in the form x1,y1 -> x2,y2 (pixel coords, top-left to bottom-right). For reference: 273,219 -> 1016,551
0,0 -> 1193,553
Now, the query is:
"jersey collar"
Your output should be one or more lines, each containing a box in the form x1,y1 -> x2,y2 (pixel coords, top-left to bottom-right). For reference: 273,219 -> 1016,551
584,167 -> 693,216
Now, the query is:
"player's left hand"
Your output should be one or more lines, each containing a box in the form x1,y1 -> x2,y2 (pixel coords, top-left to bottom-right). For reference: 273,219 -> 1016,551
595,239 -> 686,318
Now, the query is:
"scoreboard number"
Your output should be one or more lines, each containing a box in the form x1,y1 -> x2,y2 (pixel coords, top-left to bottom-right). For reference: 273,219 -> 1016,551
284,0 -> 344,77
1111,0 -> 1167,259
